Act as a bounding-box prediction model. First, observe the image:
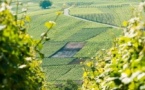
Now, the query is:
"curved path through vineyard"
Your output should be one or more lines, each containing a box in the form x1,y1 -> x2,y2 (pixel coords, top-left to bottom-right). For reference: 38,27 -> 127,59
64,8 -> 122,29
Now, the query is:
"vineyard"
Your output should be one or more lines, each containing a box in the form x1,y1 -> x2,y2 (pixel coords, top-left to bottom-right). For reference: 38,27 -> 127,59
70,4 -> 133,26
23,0 -> 142,85
9,0 -> 143,86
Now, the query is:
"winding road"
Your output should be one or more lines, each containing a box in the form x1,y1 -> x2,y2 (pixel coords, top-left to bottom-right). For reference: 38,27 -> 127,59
64,8 -> 122,29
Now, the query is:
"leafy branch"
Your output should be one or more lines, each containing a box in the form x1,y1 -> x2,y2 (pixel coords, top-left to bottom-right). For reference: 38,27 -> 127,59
34,11 -> 62,58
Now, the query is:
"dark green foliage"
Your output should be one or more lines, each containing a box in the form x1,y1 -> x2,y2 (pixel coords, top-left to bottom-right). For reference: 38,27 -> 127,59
60,80 -> 79,90
39,0 -> 52,9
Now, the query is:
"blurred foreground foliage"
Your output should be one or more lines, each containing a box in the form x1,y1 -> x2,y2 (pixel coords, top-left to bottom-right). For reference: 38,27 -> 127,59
82,2 -> 145,90
0,1 -> 46,90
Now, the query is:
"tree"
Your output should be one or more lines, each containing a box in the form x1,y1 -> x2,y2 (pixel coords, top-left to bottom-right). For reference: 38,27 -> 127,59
39,0 -> 52,9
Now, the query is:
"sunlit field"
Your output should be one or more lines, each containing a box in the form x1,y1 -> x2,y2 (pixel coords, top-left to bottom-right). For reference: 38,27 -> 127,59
15,0 -> 141,85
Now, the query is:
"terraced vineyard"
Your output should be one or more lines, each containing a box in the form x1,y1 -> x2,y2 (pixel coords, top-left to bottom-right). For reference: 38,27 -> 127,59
65,27 -> 109,41
70,4 -> 133,26
19,0 -> 141,85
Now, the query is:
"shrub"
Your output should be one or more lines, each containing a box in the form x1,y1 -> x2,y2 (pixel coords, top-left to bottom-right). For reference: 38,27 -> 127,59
0,2 -> 45,90
82,2 -> 145,90
61,80 -> 79,90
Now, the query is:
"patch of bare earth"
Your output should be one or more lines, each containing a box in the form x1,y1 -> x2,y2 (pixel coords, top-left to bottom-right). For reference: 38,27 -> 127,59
50,42 -> 85,58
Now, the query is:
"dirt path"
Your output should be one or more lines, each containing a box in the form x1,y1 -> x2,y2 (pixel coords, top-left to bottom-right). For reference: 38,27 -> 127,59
64,8 -> 122,29
64,8 -> 70,16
